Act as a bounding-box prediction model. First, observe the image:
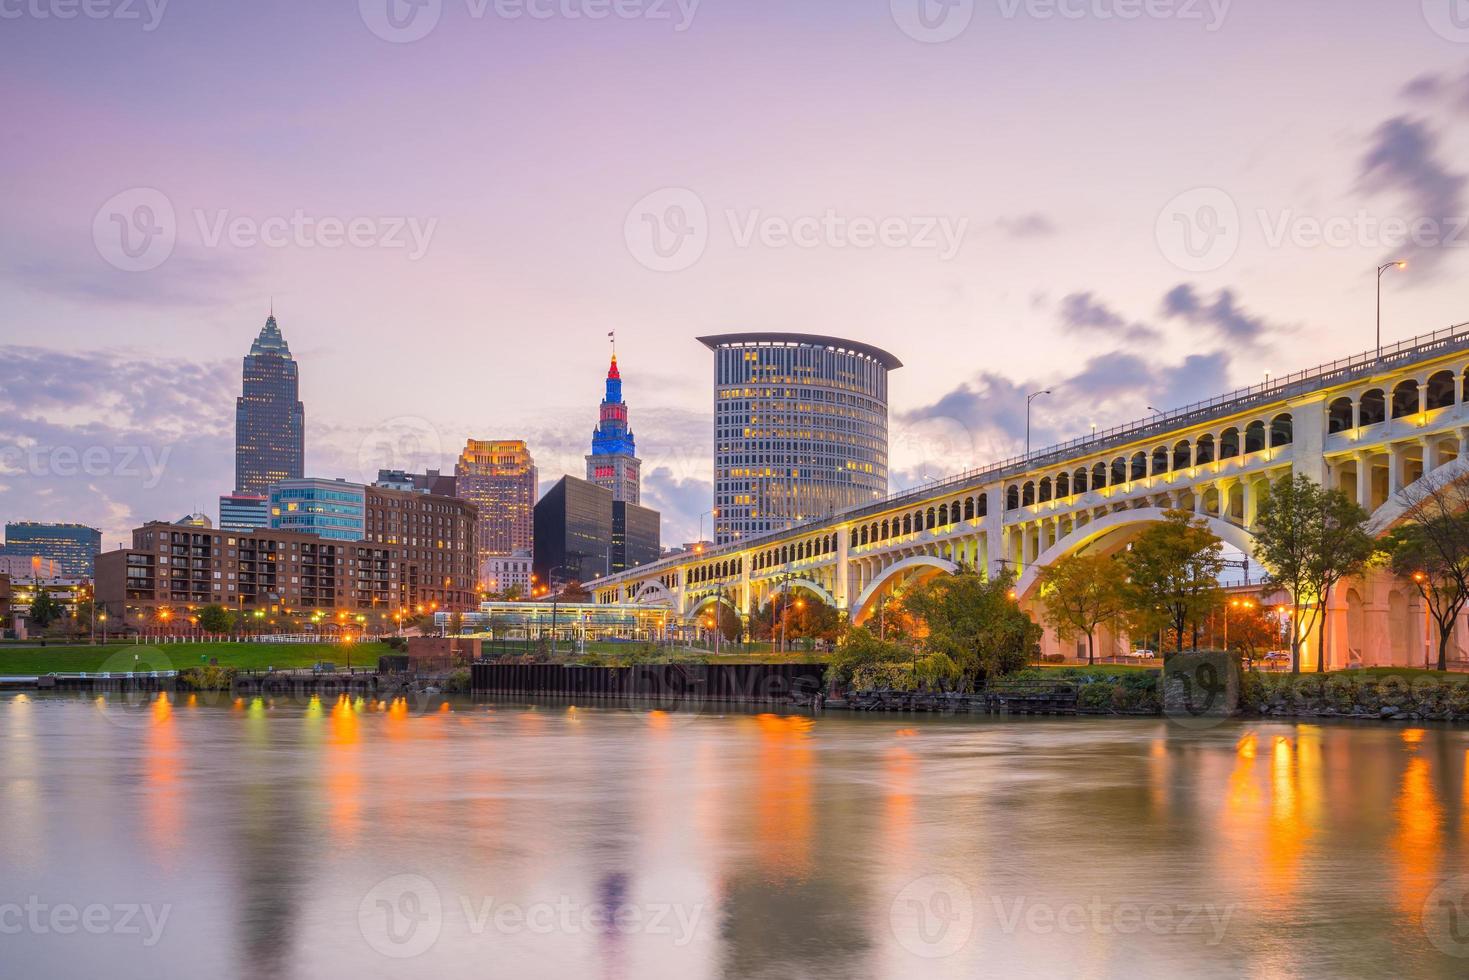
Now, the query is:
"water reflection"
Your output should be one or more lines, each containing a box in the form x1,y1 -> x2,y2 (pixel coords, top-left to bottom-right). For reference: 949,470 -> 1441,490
3,695 -> 1469,979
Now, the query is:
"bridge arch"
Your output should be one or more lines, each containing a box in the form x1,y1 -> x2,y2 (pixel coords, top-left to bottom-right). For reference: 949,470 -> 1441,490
1015,507 -> 1258,603
685,592 -> 741,622
766,578 -> 836,609
850,555 -> 960,625
631,580 -> 675,607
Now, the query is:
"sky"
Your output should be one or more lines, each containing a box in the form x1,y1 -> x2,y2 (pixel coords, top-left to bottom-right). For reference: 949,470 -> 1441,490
4,0 -> 1469,548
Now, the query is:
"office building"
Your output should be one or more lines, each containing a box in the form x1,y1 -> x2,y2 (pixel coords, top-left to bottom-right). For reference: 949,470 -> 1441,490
533,476 -> 612,589
2,522 -> 102,578
235,312 -> 305,495
269,478 -> 368,541
585,352 -> 641,504
480,550 -> 533,596
0,555 -> 61,580
699,332 -> 901,543
455,439 -> 537,567
611,500 -> 660,573
363,483 -> 479,611
219,493 -> 269,531
375,469 -> 457,497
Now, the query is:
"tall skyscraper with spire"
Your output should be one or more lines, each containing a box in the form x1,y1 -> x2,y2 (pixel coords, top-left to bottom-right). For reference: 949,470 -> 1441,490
234,311 -> 305,496
585,344 -> 641,504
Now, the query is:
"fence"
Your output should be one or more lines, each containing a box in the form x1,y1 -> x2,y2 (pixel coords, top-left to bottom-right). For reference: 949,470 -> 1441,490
470,662 -> 827,704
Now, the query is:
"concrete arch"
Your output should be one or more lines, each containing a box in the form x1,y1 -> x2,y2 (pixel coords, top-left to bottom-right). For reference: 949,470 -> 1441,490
765,578 -> 836,609
1015,506 -> 1258,602
685,592 -> 740,622
850,555 -> 960,624
1367,456 -> 1469,535
631,580 -> 675,607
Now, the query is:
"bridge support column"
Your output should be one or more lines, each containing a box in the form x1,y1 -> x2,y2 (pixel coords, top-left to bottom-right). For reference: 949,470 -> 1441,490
1355,451 -> 1372,511
835,525 -> 849,613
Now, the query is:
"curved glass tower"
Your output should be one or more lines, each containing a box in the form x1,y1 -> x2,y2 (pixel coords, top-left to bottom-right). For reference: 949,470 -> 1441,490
699,332 -> 901,544
235,313 -> 304,496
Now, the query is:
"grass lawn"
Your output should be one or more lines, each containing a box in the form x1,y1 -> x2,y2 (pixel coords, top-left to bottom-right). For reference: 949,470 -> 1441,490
1319,666 -> 1469,682
0,641 -> 393,675
1035,663 -> 1156,675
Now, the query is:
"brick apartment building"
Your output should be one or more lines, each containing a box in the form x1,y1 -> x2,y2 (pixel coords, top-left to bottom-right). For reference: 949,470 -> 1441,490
96,486 -> 478,630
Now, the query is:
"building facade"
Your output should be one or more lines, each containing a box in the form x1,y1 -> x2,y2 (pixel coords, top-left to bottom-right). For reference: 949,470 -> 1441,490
612,500 -> 660,573
376,469 -> 457,497
97,501 -> 478,629
219,493 -> 269,531
585,354 -> 641,504
235,313 -> 305,496
269,478 -> 368,540
480,551 -> 533,595
455,439 -> 537,568
2,522 -> 102,578
533,475 -> 613,589
0,555 -> 62,580
699,333 -> 901,544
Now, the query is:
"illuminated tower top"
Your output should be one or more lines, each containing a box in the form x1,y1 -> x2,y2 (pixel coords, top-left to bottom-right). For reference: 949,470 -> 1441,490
586,345 -> 641,504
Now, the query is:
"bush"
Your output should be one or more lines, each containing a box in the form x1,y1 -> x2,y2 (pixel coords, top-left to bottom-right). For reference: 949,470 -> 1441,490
1077,683 -> 1117,711
176,665 -> 238,691
443,668 -> 472,694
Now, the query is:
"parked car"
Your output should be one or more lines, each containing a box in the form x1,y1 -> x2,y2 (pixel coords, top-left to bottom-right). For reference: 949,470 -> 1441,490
1126,649 -> 1157,659
1264,651 -> 1291,667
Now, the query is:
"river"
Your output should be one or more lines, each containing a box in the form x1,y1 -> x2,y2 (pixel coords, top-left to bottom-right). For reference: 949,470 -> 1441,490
1,692 -> 1467,978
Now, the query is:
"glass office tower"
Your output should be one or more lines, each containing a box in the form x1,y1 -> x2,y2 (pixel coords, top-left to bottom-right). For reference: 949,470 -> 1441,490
699,333 -> 901,544
235,313 -> 305,496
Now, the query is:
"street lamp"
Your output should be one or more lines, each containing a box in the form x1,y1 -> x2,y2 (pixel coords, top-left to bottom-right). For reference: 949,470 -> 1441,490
1377,260 -> 1407,360
698,508 -> 719,547
1026,389 -> 1052,455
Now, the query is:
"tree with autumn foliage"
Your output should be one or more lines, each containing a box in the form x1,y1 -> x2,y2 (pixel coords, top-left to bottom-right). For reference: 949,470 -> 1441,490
1038,553 -> 1128,664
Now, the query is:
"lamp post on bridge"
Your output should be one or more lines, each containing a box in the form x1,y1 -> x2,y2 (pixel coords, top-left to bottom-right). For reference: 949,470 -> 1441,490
1377,259 -> 1407,360
1026,389 -> 1052,455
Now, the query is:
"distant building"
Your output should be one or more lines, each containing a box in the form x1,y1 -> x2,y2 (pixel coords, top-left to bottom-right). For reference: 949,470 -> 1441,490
375,469 -> 457,497
219,493 -> 269,531
178,513 -> 214,528
533,476 -> 612,589
0,555 -> 62,580
585,352 -> 641,504
269,478 -> 367,541
699,332 -> 900,543
235,312 -> 305,495
455,439 -> 537,570
480,551 -> 533,596
612,500 -> 660,573
2,522 -> 102,578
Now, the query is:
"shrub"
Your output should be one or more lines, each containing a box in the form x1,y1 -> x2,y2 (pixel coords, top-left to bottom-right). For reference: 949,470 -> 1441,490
1077,683 -> 1117,711
176,665 -> 238,691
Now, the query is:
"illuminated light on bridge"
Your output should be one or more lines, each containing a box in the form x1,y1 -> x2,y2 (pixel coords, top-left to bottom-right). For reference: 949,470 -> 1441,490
592,322 -> 1469,669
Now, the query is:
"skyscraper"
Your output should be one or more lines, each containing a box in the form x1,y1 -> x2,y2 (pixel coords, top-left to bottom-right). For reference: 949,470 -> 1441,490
700,333 -> 901,543
585,352 -> 641,504
533,475 -> 612,588
235,313 -> 305,496
455,439 -> 537,576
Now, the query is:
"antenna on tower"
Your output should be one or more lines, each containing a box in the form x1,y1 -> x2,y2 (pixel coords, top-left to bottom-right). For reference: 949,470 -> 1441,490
608,330 -> 616,358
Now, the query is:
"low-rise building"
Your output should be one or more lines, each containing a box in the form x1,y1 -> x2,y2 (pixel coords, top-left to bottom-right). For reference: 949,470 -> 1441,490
480,551 -> 533,596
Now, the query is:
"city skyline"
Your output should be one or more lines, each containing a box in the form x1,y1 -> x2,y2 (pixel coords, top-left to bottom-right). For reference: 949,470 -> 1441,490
6,4 -> 1469,552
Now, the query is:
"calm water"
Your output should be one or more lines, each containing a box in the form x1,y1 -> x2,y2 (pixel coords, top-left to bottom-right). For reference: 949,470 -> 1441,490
2,692 -> 1469,979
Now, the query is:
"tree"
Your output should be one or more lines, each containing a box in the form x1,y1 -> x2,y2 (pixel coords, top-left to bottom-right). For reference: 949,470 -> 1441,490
559,580 -> 592,603
1219,594 -> 1281,669
28,588 -> 63,629
1038,553 -> 1127,664
197,604 -> 234,634
899,569 -> 1040,687
1120,510 -> 1225,654
1387,470 -> 1469,671
715,602 -> 744,644
1253,473 -> 1375,673
829,625 -> 917,691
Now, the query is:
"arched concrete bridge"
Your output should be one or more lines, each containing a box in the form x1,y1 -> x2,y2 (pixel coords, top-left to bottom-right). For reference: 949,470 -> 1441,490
591,322 -> 1469,668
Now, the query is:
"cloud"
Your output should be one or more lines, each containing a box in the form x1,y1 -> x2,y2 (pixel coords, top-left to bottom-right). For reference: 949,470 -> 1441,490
1160,284 -> 1283,348
1357,116 -> 1467,273
1058,292 -> 1161,343
996,212 -> 1057,238
641,466 -> 712,547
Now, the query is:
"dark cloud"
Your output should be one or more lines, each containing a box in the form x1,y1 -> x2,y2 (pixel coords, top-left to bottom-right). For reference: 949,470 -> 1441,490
641,466 -> 712,548
996,212 -> 1057,238
1058,292 -> 1161,343
0,347 -> 237,543
1357,116 -> 1467,273
1400,67 -> 1469,115
1160,284 -> 1283,348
